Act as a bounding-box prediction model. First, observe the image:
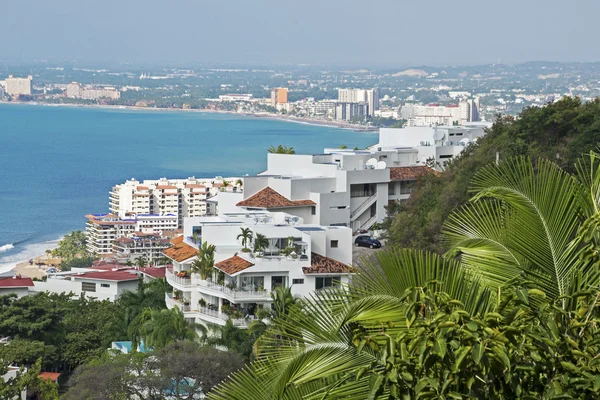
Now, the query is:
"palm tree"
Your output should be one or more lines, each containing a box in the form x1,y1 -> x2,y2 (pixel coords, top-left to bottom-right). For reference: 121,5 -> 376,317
209,249 -> 492,399
191,241 -> 216,280
128,308 -> 198,350
237,227 -> 252,251
267,145 -> 295,154
235,178 -> 243,188
134,256 -> 147,269
443,155 -> 600,303
253,233 -> 269,254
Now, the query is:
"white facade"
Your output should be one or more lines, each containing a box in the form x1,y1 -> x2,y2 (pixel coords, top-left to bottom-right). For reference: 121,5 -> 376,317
32,269 -> 141,301
401,98 -> 480,126
1,366 -> 27,400
378,123 -> 490,166
85,213 -> 178,256
109,177 -> 240,227
4,75 -> 32,96
66,82 -> 121,100
338,88 -> 379,117
163,212 -> 353,329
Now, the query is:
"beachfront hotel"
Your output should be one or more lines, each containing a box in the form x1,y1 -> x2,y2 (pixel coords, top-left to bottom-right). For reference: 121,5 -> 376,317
109,177 -> 240,227
162,211 -> 353,329
85,213 -> 178,260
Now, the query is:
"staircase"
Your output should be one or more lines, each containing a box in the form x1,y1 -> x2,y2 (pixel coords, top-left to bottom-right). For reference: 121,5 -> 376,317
350,193 -> 378,221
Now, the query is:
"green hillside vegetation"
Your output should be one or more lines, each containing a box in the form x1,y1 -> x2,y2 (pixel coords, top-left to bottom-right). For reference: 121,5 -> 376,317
385,97 -> 600,253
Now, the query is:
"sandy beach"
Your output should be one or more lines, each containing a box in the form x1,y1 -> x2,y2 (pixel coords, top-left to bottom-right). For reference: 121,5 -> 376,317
11,261 -> 48,279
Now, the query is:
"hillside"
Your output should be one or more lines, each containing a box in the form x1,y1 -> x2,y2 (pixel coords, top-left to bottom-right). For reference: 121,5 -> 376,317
384,97 -> 600,253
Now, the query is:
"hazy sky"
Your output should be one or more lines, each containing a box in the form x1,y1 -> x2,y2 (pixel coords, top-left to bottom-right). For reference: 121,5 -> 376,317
3,0 -> 599,66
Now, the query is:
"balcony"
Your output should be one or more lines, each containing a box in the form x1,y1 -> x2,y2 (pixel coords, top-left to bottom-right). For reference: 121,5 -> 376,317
165,293 -> 191,312
165,269 -> 194,288
197,279 -> 271,301
196,306 -> 248,328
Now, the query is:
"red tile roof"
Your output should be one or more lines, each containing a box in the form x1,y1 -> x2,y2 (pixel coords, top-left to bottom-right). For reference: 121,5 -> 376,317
302,253 -> 355,275
185,184 -> 206,189
389,166 -> 437,181
162,241 -> 199,262
138,267 -> 166,279
73,270 -> 139,282
156,185 -> 177,190
170,235 -> 184,245
136,186 -> 149,190
215,255 -> 254,276
236,187 -> 315,209
0,276 -> 34,288
39,372 -> 61,382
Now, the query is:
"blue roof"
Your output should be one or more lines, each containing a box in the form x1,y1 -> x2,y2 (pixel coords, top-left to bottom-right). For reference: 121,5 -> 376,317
296,227 -> 324,232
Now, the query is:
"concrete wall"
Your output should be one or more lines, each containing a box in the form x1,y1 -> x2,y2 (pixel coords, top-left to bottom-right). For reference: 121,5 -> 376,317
0,287 -> 30,298
379,127 -> 435,147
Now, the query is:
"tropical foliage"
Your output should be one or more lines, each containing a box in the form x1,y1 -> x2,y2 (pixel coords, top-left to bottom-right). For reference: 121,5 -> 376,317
51,230 -> 88,260
253,233 -> 269,253
268,145 -> 295,154
386,97 -> 600,253
208,150 -> 600,399
63,342 -> 245,399
237,227 -> 253,251
191,241 -> 216,280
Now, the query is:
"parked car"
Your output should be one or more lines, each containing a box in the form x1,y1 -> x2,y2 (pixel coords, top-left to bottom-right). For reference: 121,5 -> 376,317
354,235 -> 382,249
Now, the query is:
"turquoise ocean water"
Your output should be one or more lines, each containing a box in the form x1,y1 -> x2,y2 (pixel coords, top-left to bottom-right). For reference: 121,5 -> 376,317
0,104 -> 377,272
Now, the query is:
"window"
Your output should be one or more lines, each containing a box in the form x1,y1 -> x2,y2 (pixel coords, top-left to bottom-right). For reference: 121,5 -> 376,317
439,155 -> 453,159
100,283 -> 110,288
388,182 -> 396,195
330,240 -> 338,248
315,277 -> 339,290
292,278 -> 304,284
311,206 -> 316,215
271,276 -> 287,289
81,282 -> 96,292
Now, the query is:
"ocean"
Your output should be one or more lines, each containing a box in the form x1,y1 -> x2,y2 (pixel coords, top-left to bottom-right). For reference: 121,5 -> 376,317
0,103 -> 377,273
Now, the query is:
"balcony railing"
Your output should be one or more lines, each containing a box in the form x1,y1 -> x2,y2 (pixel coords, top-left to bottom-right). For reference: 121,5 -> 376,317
197,279 -> 271,300
165,293 -> 191,312
350,192 -> 378,220
165,269 -> 194,288
197,307 -> 248,327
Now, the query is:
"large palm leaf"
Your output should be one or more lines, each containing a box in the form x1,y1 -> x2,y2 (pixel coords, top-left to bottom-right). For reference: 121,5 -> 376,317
208,249 -> 492,400
443,157 -> 594,300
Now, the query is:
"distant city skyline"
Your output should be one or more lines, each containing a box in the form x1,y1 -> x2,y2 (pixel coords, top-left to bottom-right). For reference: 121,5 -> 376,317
2,0 -> 599,66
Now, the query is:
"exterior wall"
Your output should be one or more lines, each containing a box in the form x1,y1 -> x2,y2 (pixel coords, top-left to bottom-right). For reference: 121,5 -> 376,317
33,277 -> 139,301
5,75 -> 32,96
0,287 -> 30,298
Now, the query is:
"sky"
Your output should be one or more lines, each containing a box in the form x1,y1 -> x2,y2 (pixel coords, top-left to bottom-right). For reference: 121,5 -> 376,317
3,0 -> 600,67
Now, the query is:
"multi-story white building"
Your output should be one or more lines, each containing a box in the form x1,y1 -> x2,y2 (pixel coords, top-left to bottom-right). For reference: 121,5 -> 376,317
112,232 -> 173,263
210,124 -> 489,232
335,102 -> 369,121
163,211 -> 353,329
109,177 -> 238,227
66,82 -> 121,100
0,276 -> 34,298
218,94 -> 253,102
401,98 -> 481,126
85,213 -> 178,256
4,75 -> 32,96
338,88 -> 379,117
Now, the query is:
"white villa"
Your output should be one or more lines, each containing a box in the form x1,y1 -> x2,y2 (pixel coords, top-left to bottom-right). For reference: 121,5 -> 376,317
162,211 -> 354,329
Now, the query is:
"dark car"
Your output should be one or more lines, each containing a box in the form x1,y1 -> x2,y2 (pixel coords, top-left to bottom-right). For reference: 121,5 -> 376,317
354,235 -> 382,249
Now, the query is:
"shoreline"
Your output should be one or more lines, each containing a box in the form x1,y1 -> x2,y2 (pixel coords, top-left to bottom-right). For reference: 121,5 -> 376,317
0,101 -> 378,131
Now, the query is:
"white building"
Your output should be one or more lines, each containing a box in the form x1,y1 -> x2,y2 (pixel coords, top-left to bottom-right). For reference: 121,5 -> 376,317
0,276 -> 34,298
4,75 -> 32,96
338,88 -> 379,117
109,177 -> 239,227
33,267 -> 141,301
401,98 -> 480,126
163,212 -> 353,329
335,102 -> 369,121
1,365 -> 27,400
210,124 -> 488,231
112,232 -> 173,263
85,213 -> 178,256
66,82 -> 121,100
218,94 -> 253,102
